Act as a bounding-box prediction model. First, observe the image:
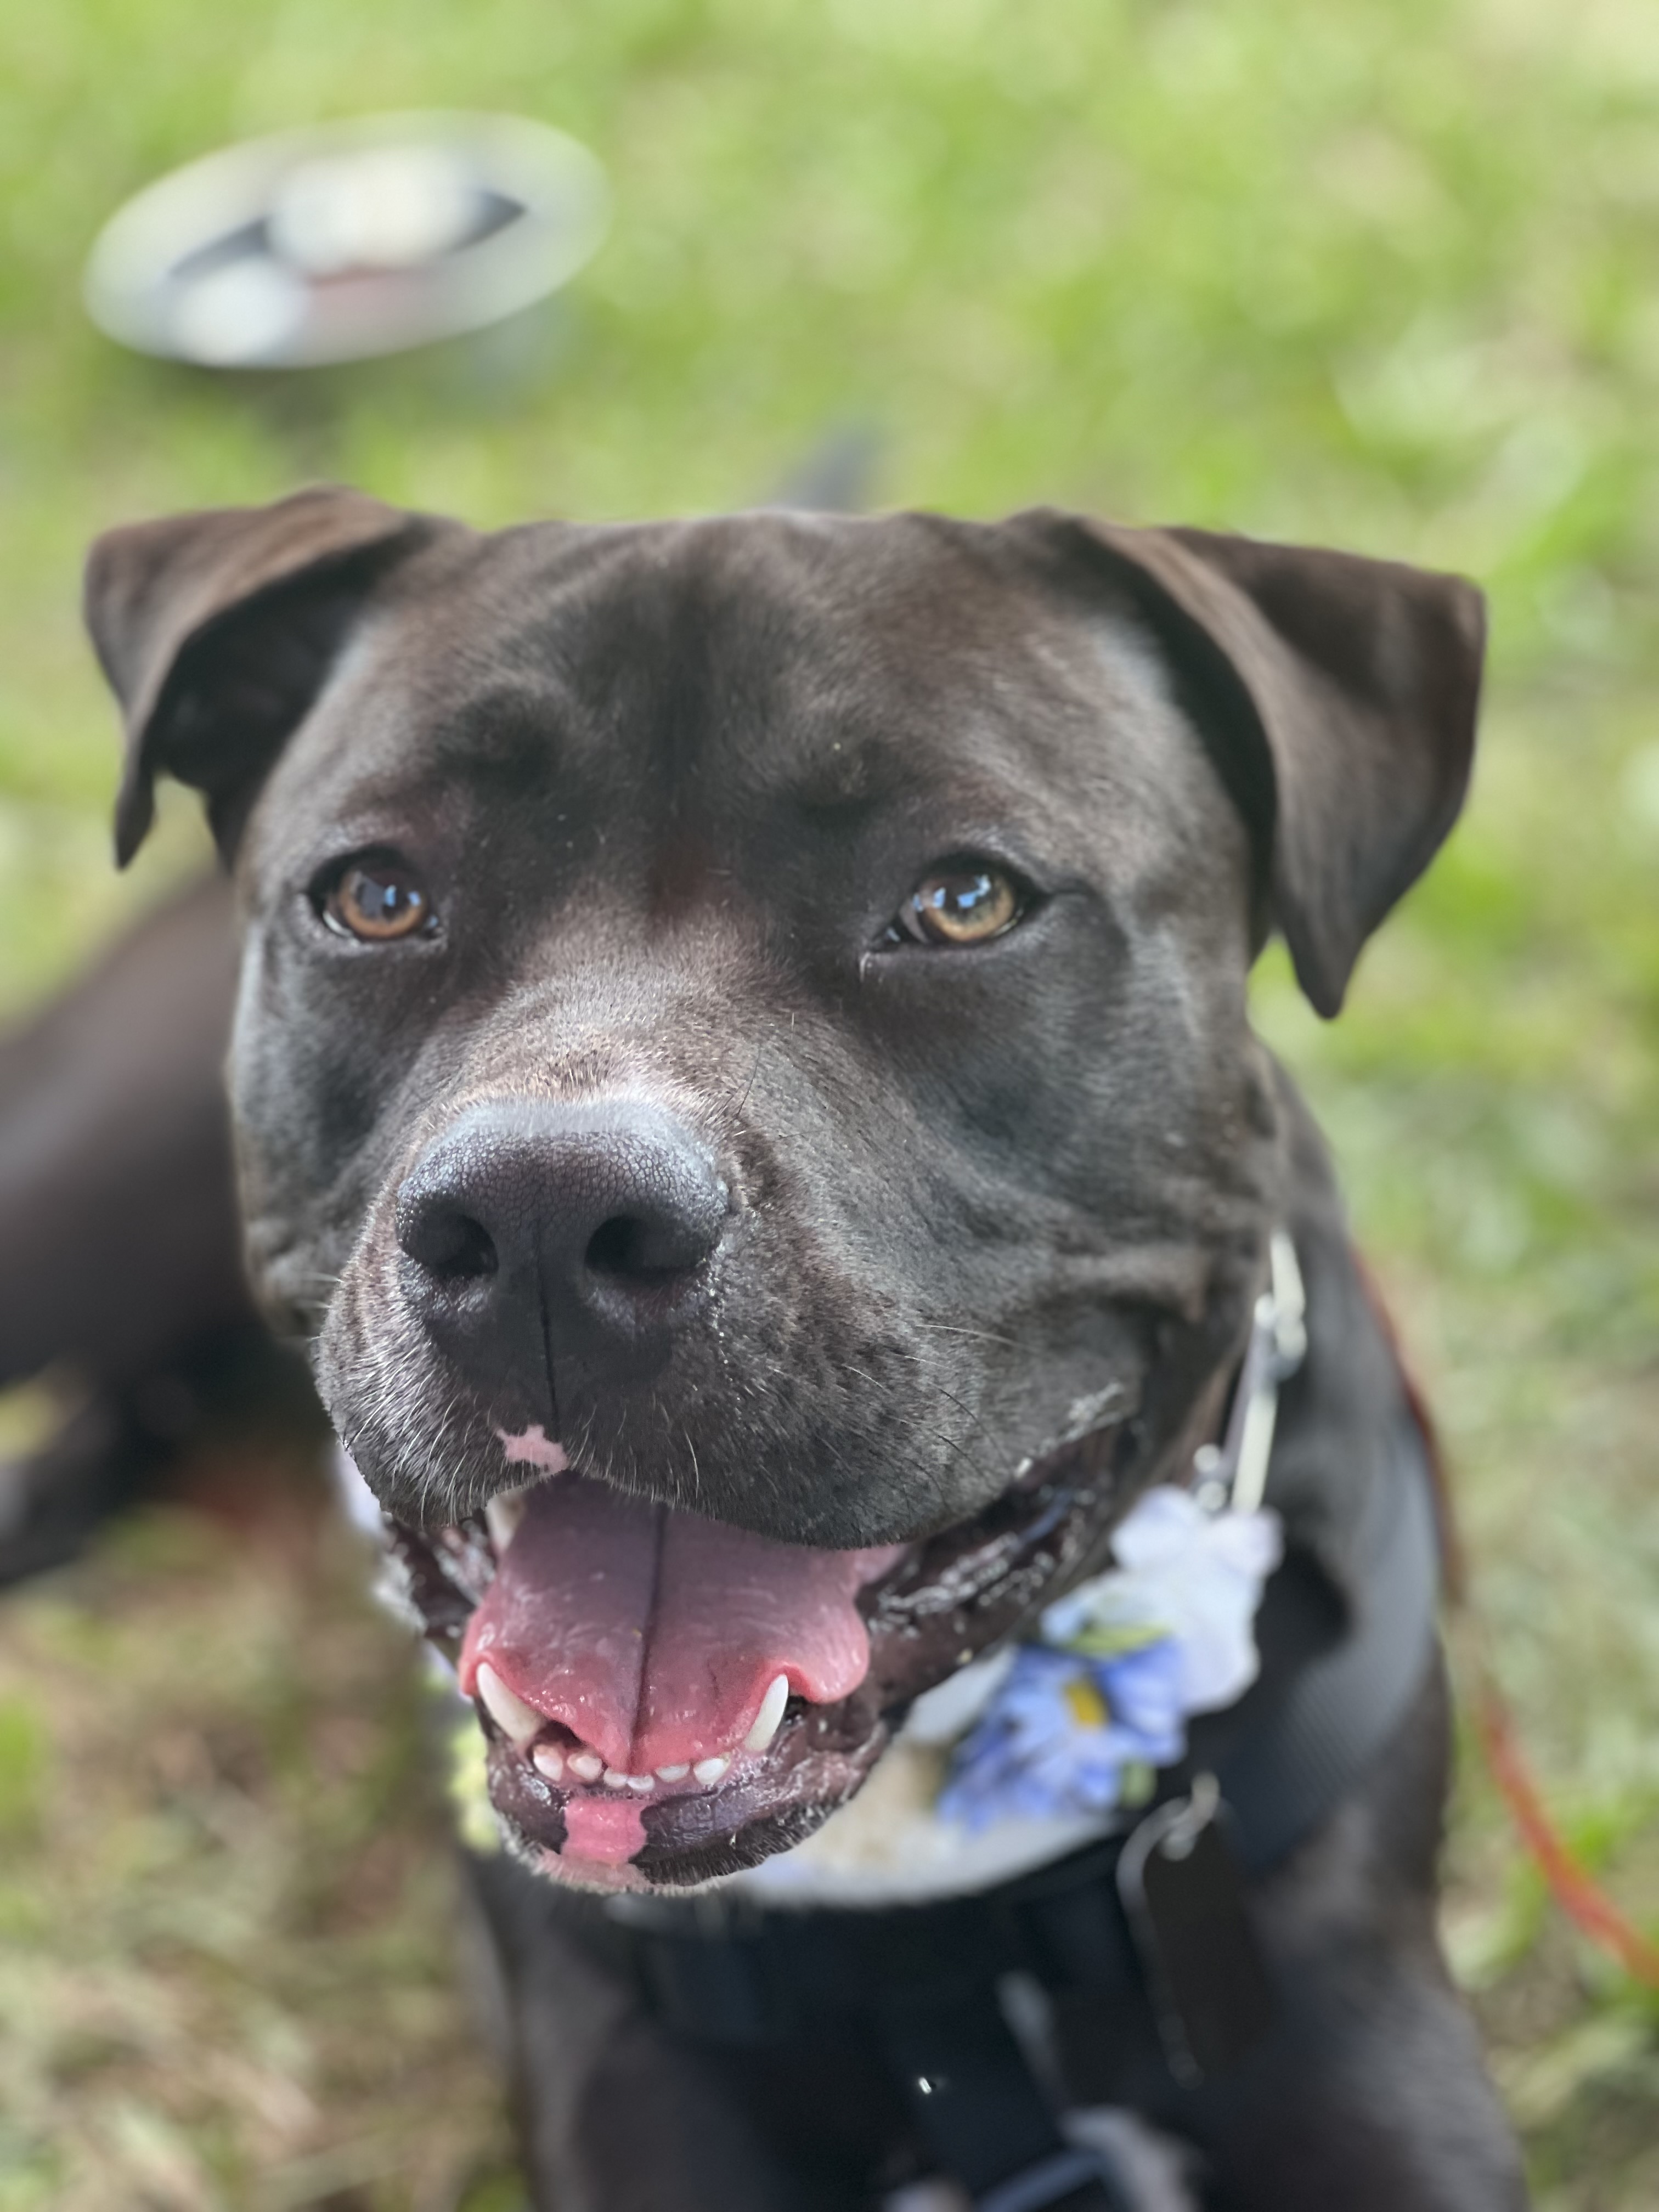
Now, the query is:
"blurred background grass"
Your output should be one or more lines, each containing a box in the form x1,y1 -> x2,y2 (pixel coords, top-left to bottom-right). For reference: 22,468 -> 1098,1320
1,0 -> 1656,2204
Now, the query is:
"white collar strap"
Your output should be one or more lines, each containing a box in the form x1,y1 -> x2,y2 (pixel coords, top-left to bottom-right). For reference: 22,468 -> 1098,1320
1192,1229 -> 1306,1517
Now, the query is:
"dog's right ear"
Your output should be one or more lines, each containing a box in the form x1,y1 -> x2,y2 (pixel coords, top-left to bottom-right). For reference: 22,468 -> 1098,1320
86,484 -> 438,866
1020,513 -> 1485,1018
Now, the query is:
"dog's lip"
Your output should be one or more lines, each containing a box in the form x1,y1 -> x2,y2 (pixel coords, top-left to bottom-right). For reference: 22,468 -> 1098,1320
391,1427 -> 1109,1660
381,1413 -> 1128,1881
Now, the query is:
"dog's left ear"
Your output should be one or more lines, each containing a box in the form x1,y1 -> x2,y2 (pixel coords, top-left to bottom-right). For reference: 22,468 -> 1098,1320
1032,516 -> 1486,1017
86,484 -> 440,867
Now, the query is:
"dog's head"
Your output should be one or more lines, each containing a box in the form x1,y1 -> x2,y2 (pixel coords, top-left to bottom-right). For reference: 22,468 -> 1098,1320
87,488 -> 1482,1888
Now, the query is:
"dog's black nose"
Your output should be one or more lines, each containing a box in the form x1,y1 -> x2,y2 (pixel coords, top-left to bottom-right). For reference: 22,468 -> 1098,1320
396,1100 -> 729,1394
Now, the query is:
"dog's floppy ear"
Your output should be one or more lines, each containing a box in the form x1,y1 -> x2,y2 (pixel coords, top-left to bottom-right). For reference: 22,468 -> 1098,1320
86,484 -> 438,866
1039,516 -> 1486,1017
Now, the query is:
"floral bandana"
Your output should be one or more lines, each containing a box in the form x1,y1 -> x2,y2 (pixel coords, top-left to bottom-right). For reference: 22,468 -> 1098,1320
937,1486 -> 1283,1830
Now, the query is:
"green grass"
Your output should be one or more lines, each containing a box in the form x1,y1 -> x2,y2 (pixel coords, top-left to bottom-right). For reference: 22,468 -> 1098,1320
1,0 -> 1657,2202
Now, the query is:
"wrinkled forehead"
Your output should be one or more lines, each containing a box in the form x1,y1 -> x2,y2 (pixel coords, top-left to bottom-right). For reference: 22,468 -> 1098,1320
262,509 -> 1199,860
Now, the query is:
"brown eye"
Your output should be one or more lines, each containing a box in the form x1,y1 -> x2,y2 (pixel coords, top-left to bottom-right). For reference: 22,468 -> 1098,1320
323,858 -> 431,942
897,863 -> 1023,947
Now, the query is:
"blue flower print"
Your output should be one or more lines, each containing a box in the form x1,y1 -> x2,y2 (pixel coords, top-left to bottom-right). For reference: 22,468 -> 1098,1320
939,1636 -> 1188,1830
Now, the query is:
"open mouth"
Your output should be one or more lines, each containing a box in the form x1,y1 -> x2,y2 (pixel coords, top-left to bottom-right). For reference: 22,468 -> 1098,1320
380,1419 -> 1127,1889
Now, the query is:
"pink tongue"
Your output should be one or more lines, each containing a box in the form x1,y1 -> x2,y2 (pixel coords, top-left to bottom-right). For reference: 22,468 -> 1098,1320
459,1477 -> 902,1775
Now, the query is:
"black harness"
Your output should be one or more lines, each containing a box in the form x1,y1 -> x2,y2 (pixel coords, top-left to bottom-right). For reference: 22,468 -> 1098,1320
587,1292 -> 1443,2212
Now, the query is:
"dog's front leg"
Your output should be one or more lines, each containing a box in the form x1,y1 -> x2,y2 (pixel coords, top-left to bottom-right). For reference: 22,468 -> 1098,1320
461,1850 -> 822,2212
1057,1664 -> 1526,2211
1197,1662 -> 1525,2212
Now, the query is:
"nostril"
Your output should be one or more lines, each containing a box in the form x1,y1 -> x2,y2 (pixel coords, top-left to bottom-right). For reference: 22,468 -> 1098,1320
406,1207 -> 499,1284
398,1103 -> 727,1345
585,1213 -> 701,1285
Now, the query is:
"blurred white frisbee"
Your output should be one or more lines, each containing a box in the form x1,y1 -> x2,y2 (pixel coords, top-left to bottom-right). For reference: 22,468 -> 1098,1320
84,112 -> 610,368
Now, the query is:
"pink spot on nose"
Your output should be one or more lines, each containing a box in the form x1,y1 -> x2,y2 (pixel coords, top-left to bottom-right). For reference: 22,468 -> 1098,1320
498,1424 -> 569,1473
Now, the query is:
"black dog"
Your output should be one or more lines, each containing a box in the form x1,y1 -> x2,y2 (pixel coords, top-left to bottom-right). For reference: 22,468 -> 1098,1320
82,487 -> 1525,2210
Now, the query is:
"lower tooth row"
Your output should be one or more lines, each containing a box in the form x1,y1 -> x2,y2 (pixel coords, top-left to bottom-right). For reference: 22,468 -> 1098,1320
526,1742 -> 731,1790
473,1661 -> 786,1791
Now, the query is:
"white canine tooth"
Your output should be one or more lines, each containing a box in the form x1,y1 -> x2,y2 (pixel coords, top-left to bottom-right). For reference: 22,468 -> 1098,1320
602,1767 -> 630,1788
484,1483 -> 531,1555
532,1745 -> 566,1784
654,1763 -> 690,1782
743,1673 -> 790,1753
693,1754 -> 731,1785
475,1662 -> 544,1748
567,1750 -> 603,1783
626,1774 -> 656,1793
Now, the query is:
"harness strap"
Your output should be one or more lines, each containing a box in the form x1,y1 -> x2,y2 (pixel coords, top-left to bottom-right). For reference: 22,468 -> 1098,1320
1201,1408 -> 1441,1871
975,2151 -> 1129,2212
882,1990 -> 1130,2211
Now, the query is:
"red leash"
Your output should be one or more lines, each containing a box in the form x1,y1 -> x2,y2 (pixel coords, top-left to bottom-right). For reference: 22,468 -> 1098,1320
1353,1249 -> 1659,1991
1469,1664 -> 1659,1989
